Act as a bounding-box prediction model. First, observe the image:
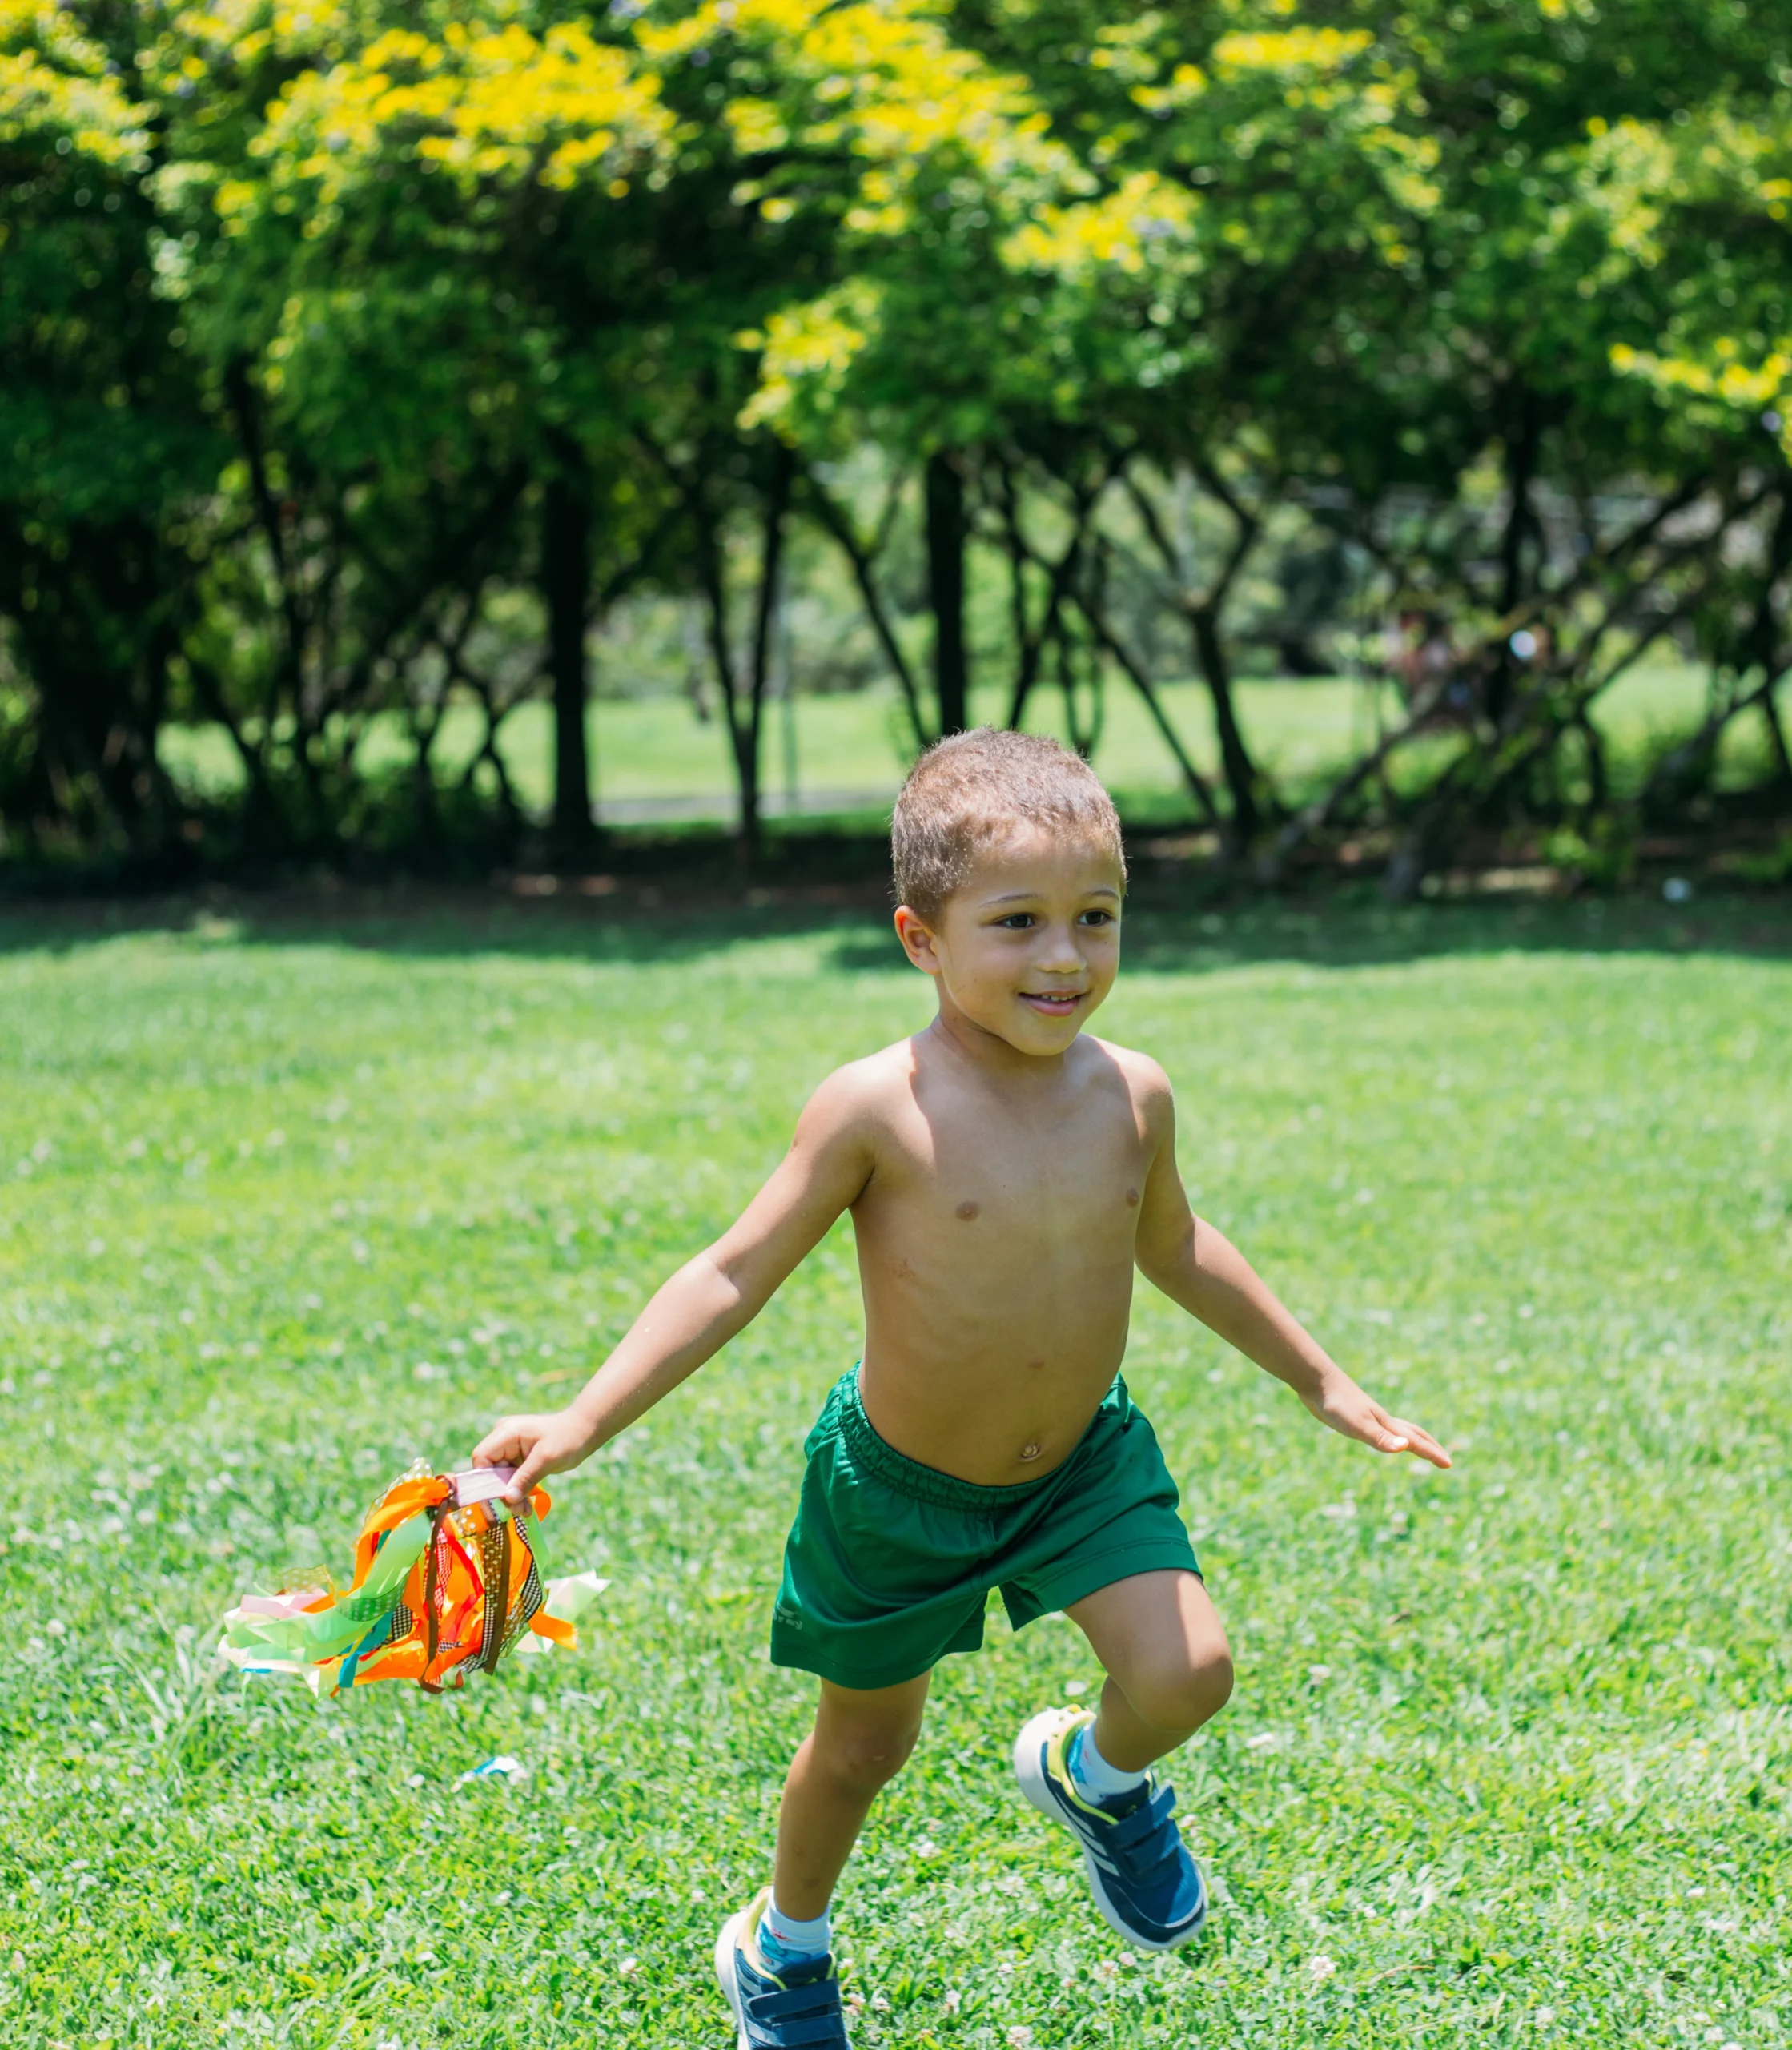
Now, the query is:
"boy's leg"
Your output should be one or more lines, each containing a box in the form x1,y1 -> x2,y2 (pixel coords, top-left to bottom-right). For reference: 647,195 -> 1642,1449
1012,1570 -> 1228,1952
717,1676 -> 930,2045
772,1671 -> 931,1919
1066,1569 -> 1233,1771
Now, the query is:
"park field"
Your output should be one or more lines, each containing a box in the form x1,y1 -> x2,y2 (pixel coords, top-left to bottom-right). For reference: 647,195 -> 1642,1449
0,890 -> 1788,2048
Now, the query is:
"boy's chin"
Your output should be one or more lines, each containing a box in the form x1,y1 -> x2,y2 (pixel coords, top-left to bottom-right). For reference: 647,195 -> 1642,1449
999,1004 -> 1085,1051
944,991 -> 1087,1053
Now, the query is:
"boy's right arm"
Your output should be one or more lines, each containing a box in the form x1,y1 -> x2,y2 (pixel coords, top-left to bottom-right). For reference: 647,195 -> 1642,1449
472,1067 -> 878,1503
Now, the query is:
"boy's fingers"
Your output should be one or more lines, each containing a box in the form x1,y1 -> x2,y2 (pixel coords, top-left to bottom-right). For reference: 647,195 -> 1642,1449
504,1447 -> 548,1505
471,1418 -> 524,1468
1354,1401 -> 1406,1452
1390,1417 -> 1452,1469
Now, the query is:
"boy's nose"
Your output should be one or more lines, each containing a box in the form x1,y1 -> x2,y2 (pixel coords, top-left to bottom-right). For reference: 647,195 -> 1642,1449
1033,927 -> 1087,971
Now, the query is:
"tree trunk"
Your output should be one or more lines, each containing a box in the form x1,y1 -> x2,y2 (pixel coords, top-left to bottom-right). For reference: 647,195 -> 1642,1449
926,451 -> 969,735
1575,713 -> 1609,814
1746,486 -> 1792,794
1486,389 -> 1541,726
1762,672 -> 1792,793
802,464 -> 930,750
726,702 -> 761,863
736,444 -> 795,863
1072,590 -> 1220,829
544,448 -> 596,857
697,442 -> 796,868
1191,605 -> 1258,850
139,615 -> 180,846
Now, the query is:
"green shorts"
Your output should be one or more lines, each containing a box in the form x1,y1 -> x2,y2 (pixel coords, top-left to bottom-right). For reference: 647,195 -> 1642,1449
769,1369 -> 1199,1691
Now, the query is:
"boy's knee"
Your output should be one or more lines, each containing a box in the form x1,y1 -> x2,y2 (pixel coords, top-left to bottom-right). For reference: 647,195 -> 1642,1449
817,1719 -> 920,1793
1129,1644 -> 1233,1734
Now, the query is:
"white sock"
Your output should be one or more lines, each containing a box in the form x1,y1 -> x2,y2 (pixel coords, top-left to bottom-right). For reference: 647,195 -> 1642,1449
1069,1721 -> 1149,1802
761,1894 -> 831,1964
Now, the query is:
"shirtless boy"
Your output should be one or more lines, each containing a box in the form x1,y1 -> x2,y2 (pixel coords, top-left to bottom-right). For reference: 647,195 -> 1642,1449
474,729 -> 1449,2049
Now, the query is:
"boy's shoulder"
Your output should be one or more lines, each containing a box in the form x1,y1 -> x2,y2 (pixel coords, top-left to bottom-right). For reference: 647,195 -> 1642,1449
796,1038 -> 920,1134
1083,1033 -> 1174,1103
1079,1035 -> 1177,1144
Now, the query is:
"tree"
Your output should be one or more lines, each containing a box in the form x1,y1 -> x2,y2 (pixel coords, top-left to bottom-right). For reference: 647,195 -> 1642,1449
6,0 -> 1788,886
161,3 -> 684,858
0,2 -> 213,857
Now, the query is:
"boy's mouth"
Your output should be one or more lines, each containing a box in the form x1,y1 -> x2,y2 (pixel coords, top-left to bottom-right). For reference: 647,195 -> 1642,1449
1020,990 -> 1085,1016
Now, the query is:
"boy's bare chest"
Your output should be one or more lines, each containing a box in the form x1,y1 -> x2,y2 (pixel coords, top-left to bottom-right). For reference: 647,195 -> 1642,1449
868,1094 -> 1147,1254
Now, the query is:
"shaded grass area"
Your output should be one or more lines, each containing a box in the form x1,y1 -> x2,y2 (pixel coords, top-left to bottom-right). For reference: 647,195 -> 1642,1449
6,872 -> 1789,975
0,896 -> 1788,2047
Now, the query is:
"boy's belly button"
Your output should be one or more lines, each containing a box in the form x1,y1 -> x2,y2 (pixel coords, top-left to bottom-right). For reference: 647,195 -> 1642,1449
1019,1440 -> 1042,1461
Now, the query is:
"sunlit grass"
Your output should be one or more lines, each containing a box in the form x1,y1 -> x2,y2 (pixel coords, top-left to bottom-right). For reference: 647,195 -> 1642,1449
0,895 -> 1786,2046
155,664 -> 1744,827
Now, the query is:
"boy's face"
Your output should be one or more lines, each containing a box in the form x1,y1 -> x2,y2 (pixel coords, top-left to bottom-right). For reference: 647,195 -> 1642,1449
895,823 -> 1123,1059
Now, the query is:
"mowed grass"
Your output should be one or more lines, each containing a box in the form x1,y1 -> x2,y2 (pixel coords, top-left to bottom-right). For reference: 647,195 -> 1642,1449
0,894 -> 1788,2049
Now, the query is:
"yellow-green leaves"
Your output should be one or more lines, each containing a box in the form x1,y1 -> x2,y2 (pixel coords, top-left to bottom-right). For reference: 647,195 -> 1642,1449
643,0 -> 1063,235
1002,171 -> 1198,279
1576,92 -> 1792,452
1208,26 -> 1373,76
0,0 -> 149,164
1613,342 -> 1792,459
1130,64 -> 1207,116
737,280 -> 883,430
252,19 -> 673,210
1574,117 -> 1677,273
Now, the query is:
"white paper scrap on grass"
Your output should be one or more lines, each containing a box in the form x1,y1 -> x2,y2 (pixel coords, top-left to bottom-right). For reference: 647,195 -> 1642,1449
458,1754 -> 528,1783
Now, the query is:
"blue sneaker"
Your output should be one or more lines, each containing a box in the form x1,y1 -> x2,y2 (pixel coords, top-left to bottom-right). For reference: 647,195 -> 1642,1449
714,1887 -> 852,2048
1012,1706 -> 1208,1952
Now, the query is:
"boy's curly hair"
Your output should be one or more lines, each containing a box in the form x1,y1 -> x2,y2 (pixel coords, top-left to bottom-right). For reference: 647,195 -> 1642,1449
891,727 -> 1126,919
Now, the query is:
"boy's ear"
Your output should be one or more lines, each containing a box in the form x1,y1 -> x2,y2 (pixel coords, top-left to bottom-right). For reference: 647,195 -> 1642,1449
893,905 -> 942,974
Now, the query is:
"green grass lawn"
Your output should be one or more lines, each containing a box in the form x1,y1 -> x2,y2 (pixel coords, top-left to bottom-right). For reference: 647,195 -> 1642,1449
1,893 -> 1788,2048
156,662 -> 1764,826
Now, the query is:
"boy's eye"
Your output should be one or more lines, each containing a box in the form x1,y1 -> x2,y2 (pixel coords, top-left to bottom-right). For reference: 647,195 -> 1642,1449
994,913 -> 1037,929
1079,910 -> 1116,927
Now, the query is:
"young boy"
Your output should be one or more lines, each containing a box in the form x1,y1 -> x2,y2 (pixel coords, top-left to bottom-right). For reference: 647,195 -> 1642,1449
474,729 -> 1448,2048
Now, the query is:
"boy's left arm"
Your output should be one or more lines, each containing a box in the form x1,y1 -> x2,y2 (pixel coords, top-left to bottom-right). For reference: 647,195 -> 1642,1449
1131,1069 -> 1451,1470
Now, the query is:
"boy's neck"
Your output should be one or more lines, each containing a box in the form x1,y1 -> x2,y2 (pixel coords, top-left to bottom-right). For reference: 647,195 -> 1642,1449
927,999 -> 1075,1079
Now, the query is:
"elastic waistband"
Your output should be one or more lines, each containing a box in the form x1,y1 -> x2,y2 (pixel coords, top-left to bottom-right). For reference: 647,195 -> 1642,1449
830,1369 -> 1123,1512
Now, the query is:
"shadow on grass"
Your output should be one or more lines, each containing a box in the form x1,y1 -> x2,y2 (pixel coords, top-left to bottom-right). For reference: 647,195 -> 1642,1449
0,861 -> 1787,975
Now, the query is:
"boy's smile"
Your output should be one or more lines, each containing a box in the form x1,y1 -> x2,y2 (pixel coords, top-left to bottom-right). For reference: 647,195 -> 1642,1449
894,826 -> 1124,1061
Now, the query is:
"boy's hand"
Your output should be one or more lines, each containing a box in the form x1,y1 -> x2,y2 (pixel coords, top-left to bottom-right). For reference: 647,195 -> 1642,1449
472,1409 -> 597,1506
1303,1374 -> 1452,1469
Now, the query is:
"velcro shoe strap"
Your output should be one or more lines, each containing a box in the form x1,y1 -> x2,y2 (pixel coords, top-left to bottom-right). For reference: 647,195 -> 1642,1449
745,2015 -> 847,2048
1106,1785 -> 1182,1876
744,1979 -> 847,2047
1107,1783 -> 1175,1851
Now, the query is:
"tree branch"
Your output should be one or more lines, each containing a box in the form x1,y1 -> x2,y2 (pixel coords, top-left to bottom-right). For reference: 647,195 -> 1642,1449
798,459 -> 930,750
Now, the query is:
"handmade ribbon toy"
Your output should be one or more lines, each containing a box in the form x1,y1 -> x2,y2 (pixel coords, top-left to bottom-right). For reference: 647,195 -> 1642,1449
220,1462 -> 605,1698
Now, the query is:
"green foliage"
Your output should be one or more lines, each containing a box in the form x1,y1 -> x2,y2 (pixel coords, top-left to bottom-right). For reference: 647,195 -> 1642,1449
2,2 -> 1790,875
1541,816 -> 1634,890
0,2 -> 221,846
0,897 -> 1788,2043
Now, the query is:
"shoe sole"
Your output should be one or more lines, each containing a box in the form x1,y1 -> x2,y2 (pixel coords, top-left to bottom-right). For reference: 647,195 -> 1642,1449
713,1907 -> 752,2050
1011,1709 -> 1208,1955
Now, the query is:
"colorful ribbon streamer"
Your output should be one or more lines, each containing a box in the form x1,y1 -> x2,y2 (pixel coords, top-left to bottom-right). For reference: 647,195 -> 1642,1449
221,1463 -> 605,1697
